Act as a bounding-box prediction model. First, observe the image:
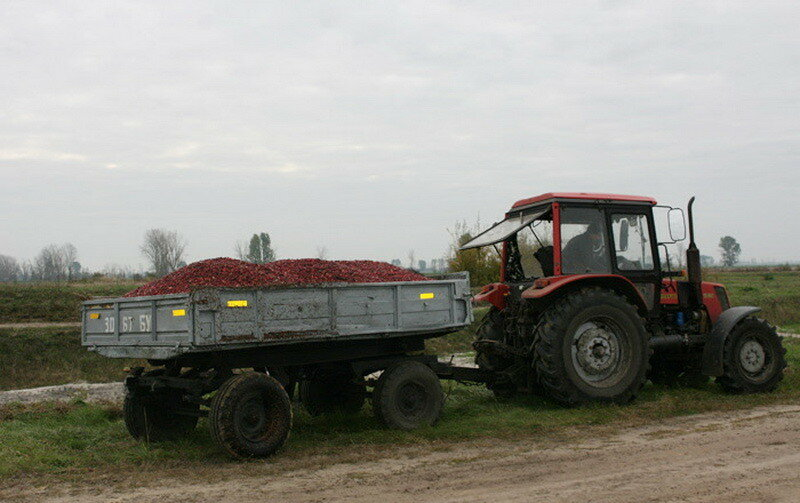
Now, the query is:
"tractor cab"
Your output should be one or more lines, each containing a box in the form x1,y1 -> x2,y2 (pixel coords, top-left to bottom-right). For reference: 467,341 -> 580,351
462,192 -> 707,322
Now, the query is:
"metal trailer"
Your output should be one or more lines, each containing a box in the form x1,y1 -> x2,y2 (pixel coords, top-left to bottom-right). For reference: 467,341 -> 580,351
82,273 -> 489,458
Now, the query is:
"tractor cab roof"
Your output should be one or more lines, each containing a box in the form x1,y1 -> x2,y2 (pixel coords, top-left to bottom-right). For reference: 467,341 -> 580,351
511,192 -> 657,212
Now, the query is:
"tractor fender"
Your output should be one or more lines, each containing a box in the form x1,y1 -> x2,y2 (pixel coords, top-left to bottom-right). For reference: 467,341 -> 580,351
701,306 -> 761,376
521,274 -> 649,314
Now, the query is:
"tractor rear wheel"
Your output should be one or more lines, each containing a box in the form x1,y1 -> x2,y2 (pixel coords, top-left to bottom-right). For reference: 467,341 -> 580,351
717,318 -> 786,393
533,287 -> 649,405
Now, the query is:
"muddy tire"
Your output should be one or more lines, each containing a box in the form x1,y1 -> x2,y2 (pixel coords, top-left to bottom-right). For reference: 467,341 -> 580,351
533,287 -> 650,405
474,308 -> 517,398
373,361 -> 444,430
717,318 -> 786,393
208,373 -> 292,458
299,372 -> 366,416
123,388 -> 198,442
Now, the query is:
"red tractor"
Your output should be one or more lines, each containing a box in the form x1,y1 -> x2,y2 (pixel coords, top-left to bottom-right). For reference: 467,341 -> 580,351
462,192 -> 786,404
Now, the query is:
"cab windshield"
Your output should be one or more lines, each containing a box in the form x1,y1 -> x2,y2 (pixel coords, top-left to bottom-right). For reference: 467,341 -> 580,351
460,207 -> 548,250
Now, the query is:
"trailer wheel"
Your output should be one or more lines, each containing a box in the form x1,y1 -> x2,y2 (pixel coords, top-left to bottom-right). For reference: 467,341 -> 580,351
373,361 -> 444,430
208,373 -> 292,458
533,287 -> 650,405
717,318 -> 786,393
123,389 -> 199,442
299,373 -> 366,416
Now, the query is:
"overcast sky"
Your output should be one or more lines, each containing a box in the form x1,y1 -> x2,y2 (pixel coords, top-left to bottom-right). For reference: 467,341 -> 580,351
2,0 -> 799,271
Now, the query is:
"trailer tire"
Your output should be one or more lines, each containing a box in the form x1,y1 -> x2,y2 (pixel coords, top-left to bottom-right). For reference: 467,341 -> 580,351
299,373 -> 365,416
533,287 -> 649,405
123,389 -> 198,442
208,373 -> 292,458
717,318 -> 786,393
373,361 -> 443,430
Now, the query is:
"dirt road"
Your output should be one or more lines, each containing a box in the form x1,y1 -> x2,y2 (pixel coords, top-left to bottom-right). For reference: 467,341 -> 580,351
0,322 -> 80,329
7,404 -> 799,503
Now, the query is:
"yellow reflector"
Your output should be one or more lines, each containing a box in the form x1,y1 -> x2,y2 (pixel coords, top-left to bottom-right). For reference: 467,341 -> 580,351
89,313 -> 100,319
172,309 -> 186,317
419,293 -> 435,300
227,300 -> 248,308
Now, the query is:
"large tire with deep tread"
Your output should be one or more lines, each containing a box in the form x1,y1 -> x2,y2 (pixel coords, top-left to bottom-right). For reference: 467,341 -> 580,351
533,287 -> 650,405
473,308 -> 517,398
208,372 -> 292,458
299,372 -> 366,416
123,388 -> 199,442
717,317 -> 786,393
373,361 -> 444,430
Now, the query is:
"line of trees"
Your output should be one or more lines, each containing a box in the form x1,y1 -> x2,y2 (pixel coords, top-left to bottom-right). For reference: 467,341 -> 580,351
0,229 -> 190,283
0,243 -> 80,282
0,229 -> 284,284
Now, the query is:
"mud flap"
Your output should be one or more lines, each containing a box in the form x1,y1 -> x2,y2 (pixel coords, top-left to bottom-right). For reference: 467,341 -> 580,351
701,306 -> 761,376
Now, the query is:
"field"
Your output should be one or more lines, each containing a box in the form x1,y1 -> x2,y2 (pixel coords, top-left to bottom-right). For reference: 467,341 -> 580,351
0,281 -> 140,323
0,327 -> 139,391
0,269 -> 798,486
705,269 -> 800,332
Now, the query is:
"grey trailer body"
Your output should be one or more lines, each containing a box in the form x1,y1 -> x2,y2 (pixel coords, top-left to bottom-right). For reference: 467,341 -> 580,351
82,273 -> 472,361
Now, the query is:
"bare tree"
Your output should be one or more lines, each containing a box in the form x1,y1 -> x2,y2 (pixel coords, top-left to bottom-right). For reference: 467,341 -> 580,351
234,240 -> 248,260
62,243 -> 78,280
33,244 -> 70,281
316,245 -> 328,259
20,260 -> 36,281
141,229 -> 187,277
0,254 -> 20,282
407,249 -> 416,269
103,263 -> 135,279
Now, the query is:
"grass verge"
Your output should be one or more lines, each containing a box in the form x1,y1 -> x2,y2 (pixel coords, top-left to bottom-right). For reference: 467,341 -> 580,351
0,281 -> 140,323
0,327 -> 140,390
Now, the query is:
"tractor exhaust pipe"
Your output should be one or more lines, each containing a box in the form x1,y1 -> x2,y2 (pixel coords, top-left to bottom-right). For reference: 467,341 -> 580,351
686,196 -> 703,308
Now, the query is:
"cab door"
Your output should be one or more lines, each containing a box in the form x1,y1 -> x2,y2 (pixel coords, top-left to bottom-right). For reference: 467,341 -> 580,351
608,208 -> 662,312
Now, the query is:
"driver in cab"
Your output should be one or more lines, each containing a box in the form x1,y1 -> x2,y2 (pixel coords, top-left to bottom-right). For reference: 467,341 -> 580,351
562,221 -> 607,273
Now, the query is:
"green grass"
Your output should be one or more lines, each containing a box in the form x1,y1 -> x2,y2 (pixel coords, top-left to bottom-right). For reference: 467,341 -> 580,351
2,337 -> 799,480
0,327 -> 140,390
0,281 -> 140,323
705,269 -> 800,329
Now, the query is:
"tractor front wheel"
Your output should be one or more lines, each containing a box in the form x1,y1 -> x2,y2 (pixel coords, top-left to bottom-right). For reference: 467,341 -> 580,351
717,318 -> 786,393
533,287 -> 650,405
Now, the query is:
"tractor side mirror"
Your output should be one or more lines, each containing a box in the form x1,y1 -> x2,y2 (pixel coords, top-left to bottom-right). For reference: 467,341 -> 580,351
618,220 -> 630,252
668,208 -> 687,241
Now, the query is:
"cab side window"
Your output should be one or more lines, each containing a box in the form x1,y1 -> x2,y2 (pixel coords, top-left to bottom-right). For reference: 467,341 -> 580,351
612,214 -> 654,271
560,207 -> 611,274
